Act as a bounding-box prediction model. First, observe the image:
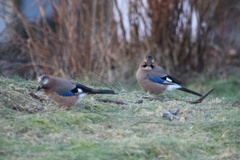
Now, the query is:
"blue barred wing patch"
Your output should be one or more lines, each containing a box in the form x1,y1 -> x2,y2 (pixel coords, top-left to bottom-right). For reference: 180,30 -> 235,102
149,77 -> 165,84
59,91 -> 75,96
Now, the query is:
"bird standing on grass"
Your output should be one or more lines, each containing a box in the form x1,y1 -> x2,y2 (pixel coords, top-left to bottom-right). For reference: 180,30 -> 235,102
37,75 -> 115,107
136,55 -> 202,97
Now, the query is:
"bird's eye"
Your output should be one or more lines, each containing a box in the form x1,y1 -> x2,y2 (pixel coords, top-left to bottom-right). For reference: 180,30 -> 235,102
143,63 -> 154,69
41,76 -> 49,85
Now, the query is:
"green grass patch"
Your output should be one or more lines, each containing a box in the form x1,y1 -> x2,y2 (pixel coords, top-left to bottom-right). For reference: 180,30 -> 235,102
0,75 -> 239,159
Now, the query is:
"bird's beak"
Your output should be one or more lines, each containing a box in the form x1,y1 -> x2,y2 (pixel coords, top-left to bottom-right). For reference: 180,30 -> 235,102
146,62 -> 152,66
37,85 -> 42,91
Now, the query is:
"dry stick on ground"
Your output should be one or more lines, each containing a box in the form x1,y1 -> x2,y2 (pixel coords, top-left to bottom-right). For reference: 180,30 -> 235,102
134,99 -> 143,104
95,98 -> 144,105
187,88 -> 215,104
95,98 -> 128,105
131,121 -> 164,126
29,92 -> 45,102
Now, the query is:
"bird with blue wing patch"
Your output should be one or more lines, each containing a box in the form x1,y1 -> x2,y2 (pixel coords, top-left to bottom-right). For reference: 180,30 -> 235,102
37,75 -> 115,107
136,55 -> 202,96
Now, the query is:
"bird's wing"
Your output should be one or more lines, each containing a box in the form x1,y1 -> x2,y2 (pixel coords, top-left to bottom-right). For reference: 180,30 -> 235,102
58,86 -> 83,97
148,66 -> 181,85
54,79 -> 83,97
149,75 -> 178,85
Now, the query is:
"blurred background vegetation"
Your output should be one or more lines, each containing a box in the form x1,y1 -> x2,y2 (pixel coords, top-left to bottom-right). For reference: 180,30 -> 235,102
0,0 -> 239,84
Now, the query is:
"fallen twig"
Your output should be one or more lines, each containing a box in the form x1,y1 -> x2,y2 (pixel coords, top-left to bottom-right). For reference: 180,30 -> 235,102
187,88 -> 214,104
95,98 -> 128,105
131,121 -> 163,126
29,92 -> 45,102
134,99 -> 143,104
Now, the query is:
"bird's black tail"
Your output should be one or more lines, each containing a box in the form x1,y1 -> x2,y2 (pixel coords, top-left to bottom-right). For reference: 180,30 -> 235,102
76,83 -> 115,94
178,87 -> 202,97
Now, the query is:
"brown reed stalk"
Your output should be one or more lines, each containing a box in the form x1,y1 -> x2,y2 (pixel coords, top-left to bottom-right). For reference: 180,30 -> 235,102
0,0 -> 239,83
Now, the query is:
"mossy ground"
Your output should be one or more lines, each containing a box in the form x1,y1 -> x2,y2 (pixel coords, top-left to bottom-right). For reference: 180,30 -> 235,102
0,76 -> 239,160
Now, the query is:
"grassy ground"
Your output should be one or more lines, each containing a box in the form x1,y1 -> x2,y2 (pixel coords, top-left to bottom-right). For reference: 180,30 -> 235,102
0,75 -> 239,160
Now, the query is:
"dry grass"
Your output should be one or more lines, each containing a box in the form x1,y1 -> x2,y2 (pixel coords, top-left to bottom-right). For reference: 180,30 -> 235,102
0,0 -> 239,83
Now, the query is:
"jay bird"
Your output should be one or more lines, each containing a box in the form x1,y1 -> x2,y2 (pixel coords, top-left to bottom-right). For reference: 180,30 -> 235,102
136,55 -> 202,97
37,74 -> 115,107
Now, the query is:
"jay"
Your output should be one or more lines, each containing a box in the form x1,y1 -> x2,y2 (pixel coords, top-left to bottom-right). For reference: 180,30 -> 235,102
136,55 -> 202,97
37,74 -> 115,107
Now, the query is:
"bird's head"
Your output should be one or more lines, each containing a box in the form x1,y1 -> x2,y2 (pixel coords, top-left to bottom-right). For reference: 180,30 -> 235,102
141,54 -> 155,70
37,74 -> 50,91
